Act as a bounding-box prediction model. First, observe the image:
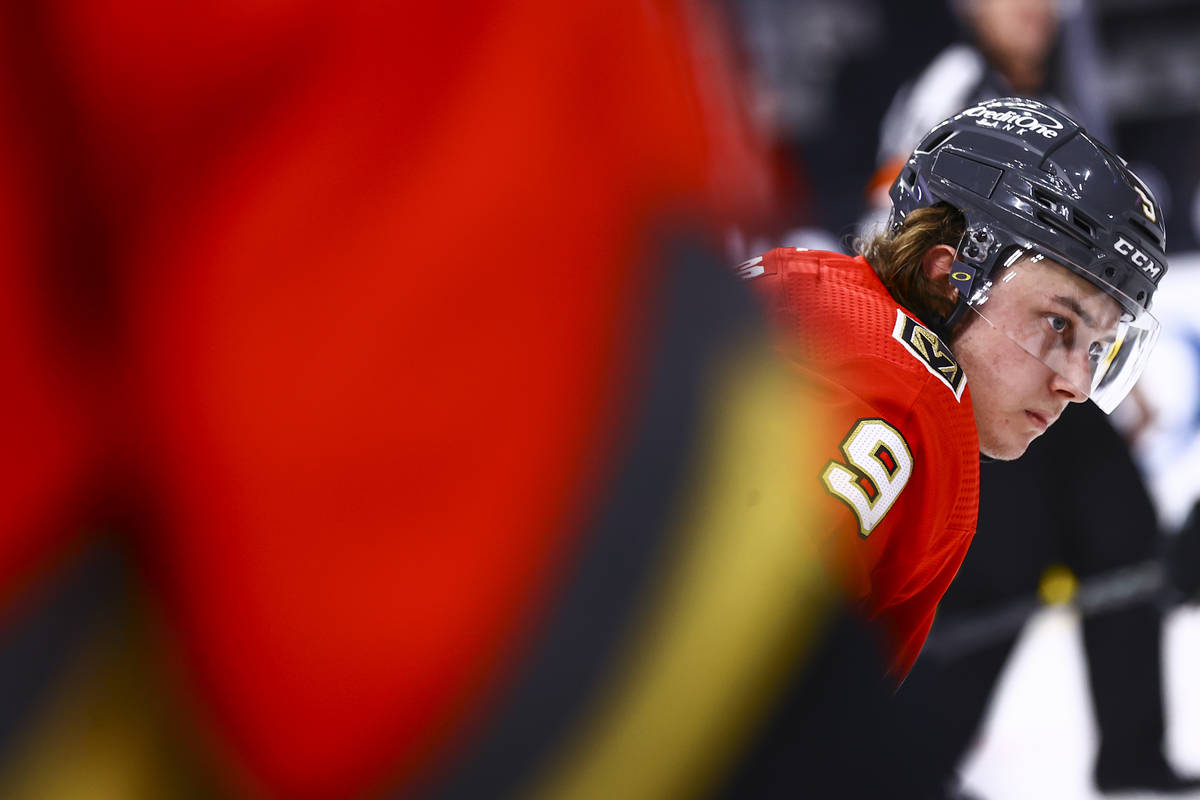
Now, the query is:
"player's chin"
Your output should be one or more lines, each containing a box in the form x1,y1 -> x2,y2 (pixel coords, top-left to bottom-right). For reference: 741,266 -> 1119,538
980,431 -> 1038,462
981,446 -> 1023,462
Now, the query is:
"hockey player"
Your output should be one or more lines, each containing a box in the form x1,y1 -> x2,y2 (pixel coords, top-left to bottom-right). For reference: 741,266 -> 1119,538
743,96 -> 1168,679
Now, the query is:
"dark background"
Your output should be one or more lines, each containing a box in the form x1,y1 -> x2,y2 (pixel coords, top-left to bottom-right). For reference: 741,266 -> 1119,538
732,0 -> 1200,252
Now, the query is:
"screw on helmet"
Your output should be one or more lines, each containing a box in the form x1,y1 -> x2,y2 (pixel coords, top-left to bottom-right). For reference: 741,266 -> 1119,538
889,97 -> 1167,332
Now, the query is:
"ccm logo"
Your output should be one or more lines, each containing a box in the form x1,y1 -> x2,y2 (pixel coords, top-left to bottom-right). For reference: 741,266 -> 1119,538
1115,236 -> 1162,279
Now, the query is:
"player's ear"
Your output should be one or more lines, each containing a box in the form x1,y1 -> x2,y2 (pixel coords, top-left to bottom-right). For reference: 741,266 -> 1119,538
921,244 -> 959,302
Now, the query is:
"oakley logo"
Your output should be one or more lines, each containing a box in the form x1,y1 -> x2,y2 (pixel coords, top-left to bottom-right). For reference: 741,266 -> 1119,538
1115,236 -> 1162,280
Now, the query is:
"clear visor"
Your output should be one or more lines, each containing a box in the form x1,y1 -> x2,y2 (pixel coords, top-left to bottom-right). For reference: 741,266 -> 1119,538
960,248 -> 1160,414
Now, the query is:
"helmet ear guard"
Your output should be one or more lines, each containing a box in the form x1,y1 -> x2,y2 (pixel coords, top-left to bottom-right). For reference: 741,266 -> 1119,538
890,97 -> 1168,412
947,222 -> 998,313
936,239 -> 1029,338
940,259 -> 977,335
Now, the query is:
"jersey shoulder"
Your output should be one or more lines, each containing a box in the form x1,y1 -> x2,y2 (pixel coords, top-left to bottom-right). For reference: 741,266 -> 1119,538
741,247 -> 967,411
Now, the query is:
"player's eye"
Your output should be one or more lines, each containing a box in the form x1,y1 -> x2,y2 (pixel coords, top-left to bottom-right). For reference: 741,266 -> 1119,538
1046,315 -> 1069,334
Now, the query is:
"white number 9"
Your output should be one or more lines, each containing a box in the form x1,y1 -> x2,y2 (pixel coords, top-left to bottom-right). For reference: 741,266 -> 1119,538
820,418 -> 913,537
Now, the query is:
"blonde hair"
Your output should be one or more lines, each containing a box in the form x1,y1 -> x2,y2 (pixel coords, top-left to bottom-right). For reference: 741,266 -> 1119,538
856,203 -> 966,327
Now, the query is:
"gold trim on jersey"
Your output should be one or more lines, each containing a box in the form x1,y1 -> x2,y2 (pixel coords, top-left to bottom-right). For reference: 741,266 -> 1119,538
891,310 -> 966,401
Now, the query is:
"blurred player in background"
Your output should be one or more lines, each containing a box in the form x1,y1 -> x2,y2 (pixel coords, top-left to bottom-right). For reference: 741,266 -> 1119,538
742,97 -> 1168,685
866,0 -> 1113,216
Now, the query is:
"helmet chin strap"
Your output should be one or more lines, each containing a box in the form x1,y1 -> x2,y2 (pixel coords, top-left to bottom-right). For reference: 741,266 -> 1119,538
939,258 -> 992,464
931,257 -> 996,462
928,222 -> 998,340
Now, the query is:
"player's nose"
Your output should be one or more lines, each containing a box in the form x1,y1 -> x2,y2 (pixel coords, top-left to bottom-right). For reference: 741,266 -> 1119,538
1050,357 -> 1090,404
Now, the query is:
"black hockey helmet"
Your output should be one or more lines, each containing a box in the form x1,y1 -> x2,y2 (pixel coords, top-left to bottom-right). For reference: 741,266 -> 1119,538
889,97 -> 1167,412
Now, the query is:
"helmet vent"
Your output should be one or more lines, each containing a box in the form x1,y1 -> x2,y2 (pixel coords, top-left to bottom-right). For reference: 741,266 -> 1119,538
1129,217 -> 1164,249
917,128 -> 955,154
1032,187 -> 1059,210
1035,209 -> 1092,248
1072,211 -> 1097,239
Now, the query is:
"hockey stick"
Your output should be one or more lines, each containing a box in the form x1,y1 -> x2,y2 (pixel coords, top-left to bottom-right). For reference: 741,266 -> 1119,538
920,560 -> 1168,661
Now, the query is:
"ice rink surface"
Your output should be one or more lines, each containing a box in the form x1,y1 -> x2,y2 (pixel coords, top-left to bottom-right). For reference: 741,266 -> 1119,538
961,606 -> 1200,800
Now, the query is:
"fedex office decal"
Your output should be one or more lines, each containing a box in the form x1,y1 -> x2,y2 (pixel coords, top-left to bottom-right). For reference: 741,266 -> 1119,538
960,104 -> 1063,139
1115,236 -> 1163,280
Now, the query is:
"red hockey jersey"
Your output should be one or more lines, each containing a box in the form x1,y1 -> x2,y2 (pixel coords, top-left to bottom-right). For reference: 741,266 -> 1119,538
744,248 -> 980,678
